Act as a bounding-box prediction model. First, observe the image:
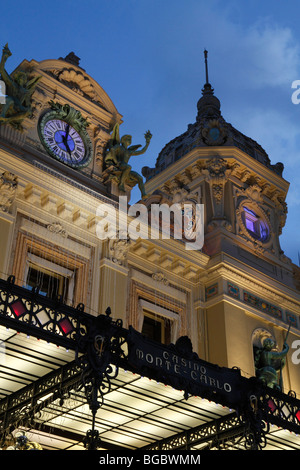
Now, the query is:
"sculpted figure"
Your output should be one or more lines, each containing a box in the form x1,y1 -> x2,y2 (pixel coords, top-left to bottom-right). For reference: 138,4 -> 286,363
6,431 -> 42,450
255,337 -> 289,390
104,123 -> 152,198
0,44 -> 41,128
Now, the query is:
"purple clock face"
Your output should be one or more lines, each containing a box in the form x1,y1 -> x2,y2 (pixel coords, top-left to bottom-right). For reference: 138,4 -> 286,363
242,206 -> 269,241
43,119 -> 86,166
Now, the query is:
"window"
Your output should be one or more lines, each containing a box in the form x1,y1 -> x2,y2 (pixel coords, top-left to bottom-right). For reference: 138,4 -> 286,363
25,264 -> 70,303
129,281 -> 185,345
12,229 -> 90,308
23,253 -> 76,304
142,311 -> 171,344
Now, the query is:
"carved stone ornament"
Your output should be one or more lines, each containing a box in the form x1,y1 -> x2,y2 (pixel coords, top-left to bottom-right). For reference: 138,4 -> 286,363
45,63 -> 104,108
94,126 -> 111,170
170,186 -> 189,203
276,200 -> 287,235
152,272 -> 169,286
28,89 -> 48,123
108,231 -> 132,265
47,100 -> 90,132
201,119 -> 227,146
0,171 -> 18,212
207,219 -> 233,233
169,184 -> 199,205
203,156 -> 230,181
202,156 -> 232,218
236,184 -> 263,203
211,183 -> 223,203
58,68 -> 96,99
46,222 -> 67,238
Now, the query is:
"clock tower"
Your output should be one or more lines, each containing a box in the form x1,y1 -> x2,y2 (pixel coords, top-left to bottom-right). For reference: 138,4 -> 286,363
142,53 -> 300,393
0,48 -> 122,191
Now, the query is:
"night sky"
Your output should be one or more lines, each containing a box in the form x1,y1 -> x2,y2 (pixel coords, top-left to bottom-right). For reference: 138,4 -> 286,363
1,0 -> 300,264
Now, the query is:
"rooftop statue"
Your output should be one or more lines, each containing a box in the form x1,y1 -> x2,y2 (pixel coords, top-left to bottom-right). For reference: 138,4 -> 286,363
254,335 -> 289,390
104,123 -> 152,198
0,43 -> 41,129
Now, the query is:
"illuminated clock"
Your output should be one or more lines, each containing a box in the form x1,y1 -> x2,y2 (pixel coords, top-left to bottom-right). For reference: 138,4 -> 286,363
38,102 -> 93,169
241,206 -> 269,242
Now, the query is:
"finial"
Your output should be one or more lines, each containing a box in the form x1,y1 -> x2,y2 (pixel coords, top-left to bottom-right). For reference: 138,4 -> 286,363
204,49 -> 209,85
197,49 -> 221,120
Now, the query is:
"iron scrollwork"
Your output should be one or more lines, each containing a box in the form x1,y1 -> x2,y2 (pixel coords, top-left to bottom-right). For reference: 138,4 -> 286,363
75,307 -> 127,450
236,380 -> 271,451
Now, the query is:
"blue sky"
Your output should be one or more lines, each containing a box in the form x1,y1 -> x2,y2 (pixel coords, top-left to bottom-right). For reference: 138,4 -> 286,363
1,0 -> 300,264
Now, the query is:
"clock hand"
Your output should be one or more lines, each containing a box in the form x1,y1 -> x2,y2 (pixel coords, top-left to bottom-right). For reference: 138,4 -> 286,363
65,140 -> 72,156
62,124 -> 72,155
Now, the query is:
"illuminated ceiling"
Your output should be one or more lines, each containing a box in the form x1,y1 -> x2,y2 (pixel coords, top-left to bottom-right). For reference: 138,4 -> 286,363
1,327 -> 300,451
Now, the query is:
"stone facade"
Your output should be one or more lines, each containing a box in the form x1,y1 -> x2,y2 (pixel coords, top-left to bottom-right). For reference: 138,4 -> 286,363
0,50 -> 300,403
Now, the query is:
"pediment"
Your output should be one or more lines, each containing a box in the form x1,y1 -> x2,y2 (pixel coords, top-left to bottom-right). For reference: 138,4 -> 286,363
34,58 -> 119,117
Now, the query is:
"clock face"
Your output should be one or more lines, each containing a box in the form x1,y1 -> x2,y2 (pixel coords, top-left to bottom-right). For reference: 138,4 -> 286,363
38,107 -> 93,169
42,119 -> 88,167
241,205 -> 270,243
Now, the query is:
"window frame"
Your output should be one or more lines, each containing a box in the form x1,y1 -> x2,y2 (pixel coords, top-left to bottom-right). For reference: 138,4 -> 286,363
128,280 -> 186,344
12,230 -> 90,307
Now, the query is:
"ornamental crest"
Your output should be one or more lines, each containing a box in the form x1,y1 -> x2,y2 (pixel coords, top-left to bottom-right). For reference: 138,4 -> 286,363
201,119 -> 227,146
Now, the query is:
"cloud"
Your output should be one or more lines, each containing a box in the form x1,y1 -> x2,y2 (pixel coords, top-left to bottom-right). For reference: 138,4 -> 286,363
238,21 -> 300,88
236,108 -> 299,163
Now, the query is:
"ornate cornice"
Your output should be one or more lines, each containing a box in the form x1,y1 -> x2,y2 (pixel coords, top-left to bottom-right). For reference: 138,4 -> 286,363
201,262 -> 300,314
145,147 -> 289,199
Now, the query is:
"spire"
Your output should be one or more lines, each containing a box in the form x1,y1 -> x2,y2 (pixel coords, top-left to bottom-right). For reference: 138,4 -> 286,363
202,49 -> 214,93
204,49 -> 209,85
196,49 -> 221,120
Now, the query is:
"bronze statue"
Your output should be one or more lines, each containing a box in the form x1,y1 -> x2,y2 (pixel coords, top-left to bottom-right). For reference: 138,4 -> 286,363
255,336 -> 289,390
0,44 -> 41,129
6,431 -> 42,450
104,123 -> 152,198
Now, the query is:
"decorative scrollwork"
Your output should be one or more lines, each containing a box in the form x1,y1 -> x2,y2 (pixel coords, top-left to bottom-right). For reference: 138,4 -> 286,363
76,307 -> 127,415
238,392 -> 270,450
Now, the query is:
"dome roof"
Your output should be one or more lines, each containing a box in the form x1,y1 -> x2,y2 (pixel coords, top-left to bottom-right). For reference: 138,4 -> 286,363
142,56 -> 284,182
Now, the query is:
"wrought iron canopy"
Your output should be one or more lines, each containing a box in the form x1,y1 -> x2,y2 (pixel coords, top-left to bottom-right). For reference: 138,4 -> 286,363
1,276 -> 300,450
